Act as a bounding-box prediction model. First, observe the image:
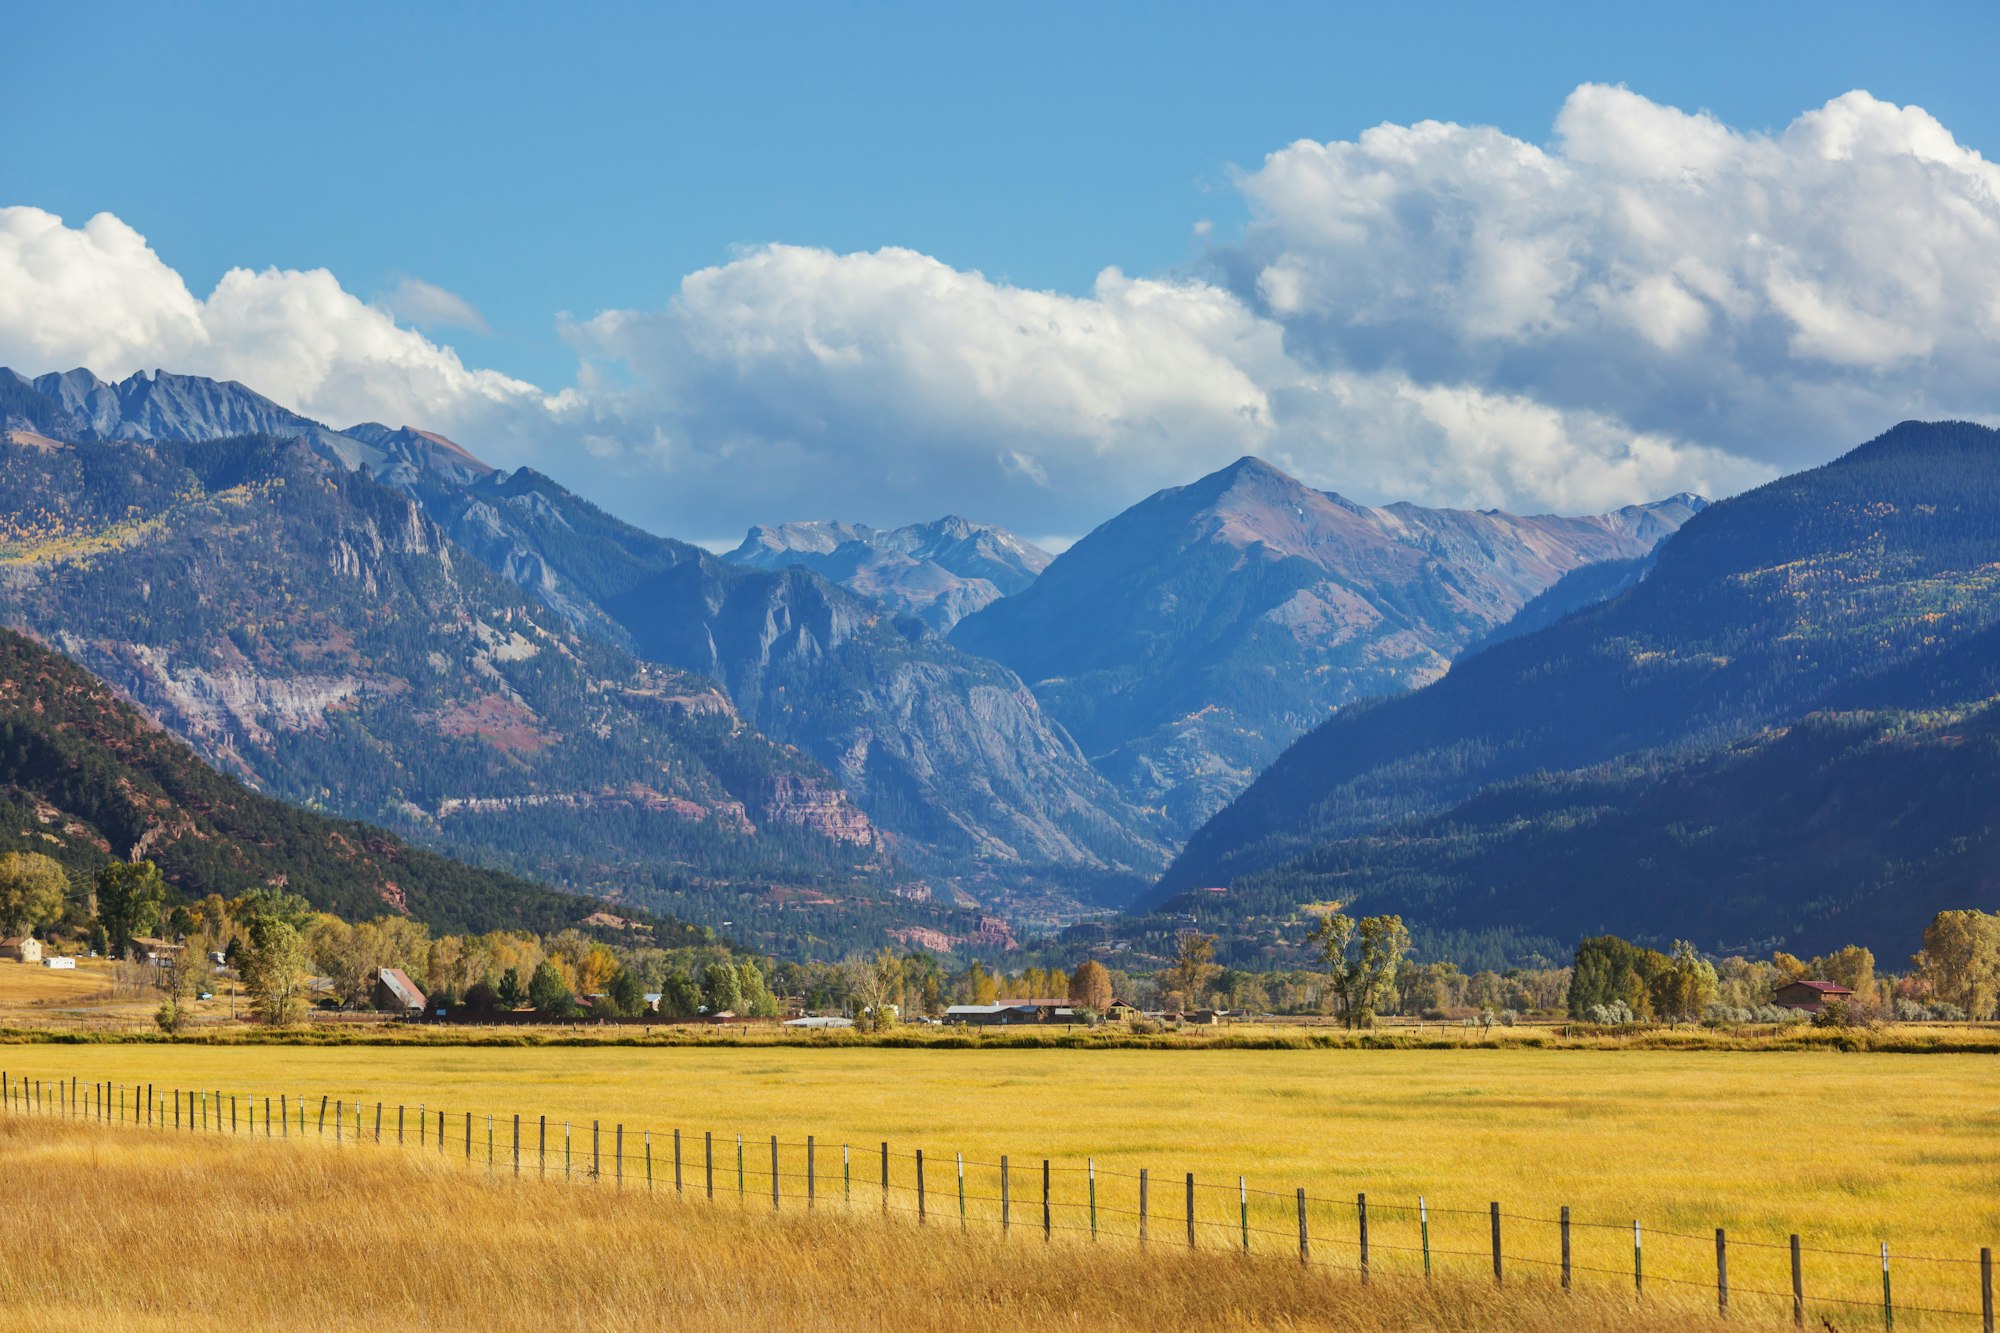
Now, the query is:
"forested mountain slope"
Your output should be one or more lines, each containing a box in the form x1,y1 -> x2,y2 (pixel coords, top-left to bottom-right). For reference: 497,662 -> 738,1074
0,412 -> 965,955
953,456 -> 1700,834
0,627 -> 676,937
1154,421 -> 2000,955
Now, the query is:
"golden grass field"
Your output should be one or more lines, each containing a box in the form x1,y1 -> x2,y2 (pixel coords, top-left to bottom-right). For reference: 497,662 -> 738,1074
0,1114 -> 1809,1333
5,1037 -> 1997,1326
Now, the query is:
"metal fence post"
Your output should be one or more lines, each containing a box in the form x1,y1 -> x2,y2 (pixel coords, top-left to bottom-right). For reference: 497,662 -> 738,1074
1979,1246 -> 1992,1333
1882,1242 -> 1893,1331
1635,1220 -> 1644,1295
1490,1202 -> 1502,1285
1561,1206 -> 1572,1291
1089,1159 -> 1098,1240
807,1136 -> 815,1209
1045,1160 -> 1054,1243
771,1135 -> 780,1211
1421,1196 -> 1431,1278
1717,1228 -> 1729,1316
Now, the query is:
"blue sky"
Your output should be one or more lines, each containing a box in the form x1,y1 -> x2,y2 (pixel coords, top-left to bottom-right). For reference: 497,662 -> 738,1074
11,1 -> 1993,389
7,2 -> 2000,542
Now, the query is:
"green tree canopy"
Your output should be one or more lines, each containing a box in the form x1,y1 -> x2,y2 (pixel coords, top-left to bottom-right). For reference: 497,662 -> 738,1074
97,860 -> 167,955
0,851 -> 69,937
527,960 -> 574,1017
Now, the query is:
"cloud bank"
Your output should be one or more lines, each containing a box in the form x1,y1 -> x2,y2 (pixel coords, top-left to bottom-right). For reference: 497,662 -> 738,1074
5,85 -> 1999,541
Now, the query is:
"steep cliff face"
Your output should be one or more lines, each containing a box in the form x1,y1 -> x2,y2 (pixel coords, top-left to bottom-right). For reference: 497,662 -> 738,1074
0,626 -> 691,937
400,468 -> 1168,898
0,421 -> 899,944
954,456 -> 1703,834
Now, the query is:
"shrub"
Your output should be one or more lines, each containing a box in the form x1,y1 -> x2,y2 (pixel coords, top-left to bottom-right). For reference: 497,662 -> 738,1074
1585,1000 -> 1636,1026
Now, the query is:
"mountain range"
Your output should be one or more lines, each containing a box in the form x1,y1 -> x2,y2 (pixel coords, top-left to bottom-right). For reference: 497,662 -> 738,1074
16,364 -> 1977,967
952,457 -> 1703,833
1154,421 -> 2000,960
726,517 -> 1050,632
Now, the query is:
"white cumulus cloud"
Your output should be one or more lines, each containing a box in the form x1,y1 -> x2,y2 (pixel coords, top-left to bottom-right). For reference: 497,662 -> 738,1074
3,83 -> 1999,541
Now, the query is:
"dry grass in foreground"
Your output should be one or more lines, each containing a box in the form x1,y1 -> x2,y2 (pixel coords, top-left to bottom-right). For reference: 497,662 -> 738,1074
0,1117 -> 1787,1333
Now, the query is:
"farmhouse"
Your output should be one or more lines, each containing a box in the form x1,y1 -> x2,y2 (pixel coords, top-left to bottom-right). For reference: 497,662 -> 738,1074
129,936 -> 182,966
1,934 -> 43,963
943,998 -> 1087,1026
373,967 -> 428,1013
1773,979 -> 1855,1013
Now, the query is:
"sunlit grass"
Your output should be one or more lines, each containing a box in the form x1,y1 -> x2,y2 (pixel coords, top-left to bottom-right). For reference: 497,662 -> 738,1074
0,1114 -> 1817,1332
7,1043 -> 1995,1323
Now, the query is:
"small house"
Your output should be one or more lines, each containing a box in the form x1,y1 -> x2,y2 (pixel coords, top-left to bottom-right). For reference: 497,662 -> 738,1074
1,934 -> 43,964
373,967 -> 427,1013
130,936 -> 183,966
1773,979 -> 1855,1013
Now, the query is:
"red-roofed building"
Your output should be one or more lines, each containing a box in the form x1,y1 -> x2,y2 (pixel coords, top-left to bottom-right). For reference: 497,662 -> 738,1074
1773,979 -> 1855,1013
373,967 -> 427,1014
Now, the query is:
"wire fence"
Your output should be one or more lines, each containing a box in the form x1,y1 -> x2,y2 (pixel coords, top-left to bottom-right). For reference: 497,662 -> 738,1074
5,1067 -> 1995,1329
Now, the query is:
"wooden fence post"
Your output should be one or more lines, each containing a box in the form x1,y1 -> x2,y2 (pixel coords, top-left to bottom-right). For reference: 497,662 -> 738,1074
705,1130 -> 714,1199
880,1141 -> 888,1214
1717,1228 -> 1729,1316
807,1136 -> 815,1209
512,1115 -> 520,1175
771,1135 -> 780,1211
1001,1156 -> 1010,1235
916,1148 -> 927,1222
1187,1173 -> 1196,1250
1490,1202 -> 1502,1286
644,1132 -> 652,1191
735,1133 -> 743,1199
1044,1160 -> 1053,1243
1358,1192 -> 1370,1279
675,1128 -> 683,1193
465,1111 -> 472,1164
843,1143 -> 850,1204
335,1100 -> 343,1143
1792,1234 -> 1804,1326
616,1124 -> 624,1188
1089,1159 -> 1098,1240
1297,1188 -> 1309,1265
539,1115 -> 547,1178
1139,1168 -> 1148,1248
957,1152 -> 966,1232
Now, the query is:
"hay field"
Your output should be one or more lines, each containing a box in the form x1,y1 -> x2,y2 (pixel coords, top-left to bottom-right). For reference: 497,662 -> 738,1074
7,1043 -> 1996,1323
0,1114 -> 1805,1333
